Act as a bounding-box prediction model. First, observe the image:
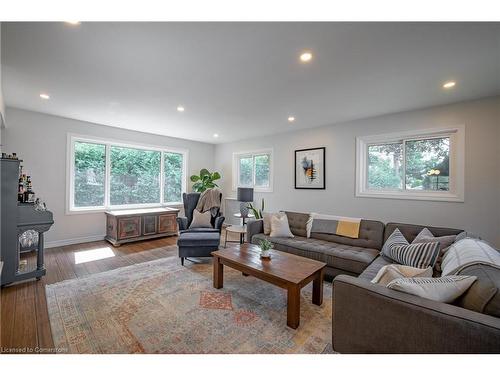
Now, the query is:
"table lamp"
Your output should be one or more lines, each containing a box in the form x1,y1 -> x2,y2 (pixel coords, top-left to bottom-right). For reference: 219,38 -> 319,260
237,187 -> 254,219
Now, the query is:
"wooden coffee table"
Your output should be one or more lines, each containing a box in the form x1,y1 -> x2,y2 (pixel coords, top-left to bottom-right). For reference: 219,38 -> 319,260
212,244 -> 326,329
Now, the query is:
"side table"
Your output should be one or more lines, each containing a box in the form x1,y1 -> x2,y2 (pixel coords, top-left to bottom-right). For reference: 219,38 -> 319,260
224,225 -> 247,247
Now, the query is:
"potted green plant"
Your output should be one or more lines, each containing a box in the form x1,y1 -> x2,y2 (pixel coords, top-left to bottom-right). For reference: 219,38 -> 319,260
190,169 -> 221,192
258,239 -> 273,259
247,198 -> 265,219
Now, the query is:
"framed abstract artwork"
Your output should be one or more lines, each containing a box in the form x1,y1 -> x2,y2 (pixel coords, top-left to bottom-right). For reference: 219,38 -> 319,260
294,147 -> 325,189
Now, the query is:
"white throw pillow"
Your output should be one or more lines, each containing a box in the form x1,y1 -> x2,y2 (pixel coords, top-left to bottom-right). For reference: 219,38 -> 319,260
189,209 -> 212,228
263,212 -> 284,235
371,264 -> 433,286
270,214 -> 294,238
387,275 -> 477,303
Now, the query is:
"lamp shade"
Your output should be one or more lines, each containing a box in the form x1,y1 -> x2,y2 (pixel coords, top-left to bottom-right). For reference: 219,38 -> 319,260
237,187 -> 254,202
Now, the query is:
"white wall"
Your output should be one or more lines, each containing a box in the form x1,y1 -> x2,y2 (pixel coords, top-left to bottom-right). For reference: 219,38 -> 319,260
215,96 -> 500,246
3,107 -> 215,247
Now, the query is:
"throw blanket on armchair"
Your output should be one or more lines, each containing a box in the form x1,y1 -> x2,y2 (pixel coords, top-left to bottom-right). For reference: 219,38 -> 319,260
306,213 -> 362,239
441,238 -> 500,276
196,188 -> 222,217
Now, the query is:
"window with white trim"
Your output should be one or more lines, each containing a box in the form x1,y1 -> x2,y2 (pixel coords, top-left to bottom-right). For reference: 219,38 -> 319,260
356,127 -> 464,202
68,135 -> 187,212
233,150 -> 273,192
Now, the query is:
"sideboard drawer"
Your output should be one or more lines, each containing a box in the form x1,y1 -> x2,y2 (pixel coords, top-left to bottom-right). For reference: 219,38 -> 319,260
158,214 -> 176,233
118,217 -> 141,239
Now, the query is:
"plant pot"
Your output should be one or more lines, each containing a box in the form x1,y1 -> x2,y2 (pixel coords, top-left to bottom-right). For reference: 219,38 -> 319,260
260,250 -> 271,259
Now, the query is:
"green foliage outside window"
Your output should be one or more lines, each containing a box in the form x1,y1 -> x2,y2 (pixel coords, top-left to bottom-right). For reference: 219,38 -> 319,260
110,146 -> 161,205
164,152 -> 184,202
74,142 -> 106,207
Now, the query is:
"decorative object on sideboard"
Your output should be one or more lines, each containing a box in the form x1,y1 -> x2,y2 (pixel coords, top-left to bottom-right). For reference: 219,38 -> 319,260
1,156 -> 54,286
237,187 -> 253,219
190,168 -> 221,192
258,238 -> 273,259
294,147 -> 326,189
247,198 -> 264,219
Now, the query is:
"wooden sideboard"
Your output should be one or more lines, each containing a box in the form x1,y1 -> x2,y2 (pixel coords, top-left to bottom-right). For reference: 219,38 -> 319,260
105,207 -> 180,246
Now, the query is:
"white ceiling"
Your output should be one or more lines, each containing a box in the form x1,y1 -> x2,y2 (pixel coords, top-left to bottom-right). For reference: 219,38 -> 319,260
2,22 -> 500,144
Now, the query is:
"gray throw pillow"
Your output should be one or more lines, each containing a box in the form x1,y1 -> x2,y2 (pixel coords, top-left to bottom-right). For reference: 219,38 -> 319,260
189,209 -> 212,228
412,228 -> 457,272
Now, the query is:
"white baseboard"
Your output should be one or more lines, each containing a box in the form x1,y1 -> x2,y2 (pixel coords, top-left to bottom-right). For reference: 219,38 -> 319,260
45,234 -> 106,249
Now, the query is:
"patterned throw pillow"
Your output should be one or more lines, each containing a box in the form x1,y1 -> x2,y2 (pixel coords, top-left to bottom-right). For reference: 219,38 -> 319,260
371,264 -> 433,286
388,242 -> 441,269
381,228 -> 409,257
412,228 -> 457,272
387,275 -> 477,303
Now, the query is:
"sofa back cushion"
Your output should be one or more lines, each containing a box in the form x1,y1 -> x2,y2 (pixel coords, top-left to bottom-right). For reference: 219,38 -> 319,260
311,219 -> 385,250
455,264 -> 500,318
284,211 -> 309,237
384,222 -> 462,244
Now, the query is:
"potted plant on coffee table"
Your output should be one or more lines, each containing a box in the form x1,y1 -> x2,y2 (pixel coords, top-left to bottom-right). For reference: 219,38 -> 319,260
258,239 -> 273,259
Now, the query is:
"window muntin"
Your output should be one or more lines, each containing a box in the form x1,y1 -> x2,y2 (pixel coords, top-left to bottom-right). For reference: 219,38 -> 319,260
69,136 -> 187,211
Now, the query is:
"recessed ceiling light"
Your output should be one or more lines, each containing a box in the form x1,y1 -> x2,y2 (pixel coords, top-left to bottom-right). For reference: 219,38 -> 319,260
39,93 -> 50,100
65,21 -> 81,25
299,51 -> 313,63
213,133 -> 219,138
177,106 -> 185,112
443,81 -> 456,89
288,116 -> 295,123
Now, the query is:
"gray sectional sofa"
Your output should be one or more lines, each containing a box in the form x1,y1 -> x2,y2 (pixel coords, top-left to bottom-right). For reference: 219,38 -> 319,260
246,212 -> 500,353
247,211 -> 385,279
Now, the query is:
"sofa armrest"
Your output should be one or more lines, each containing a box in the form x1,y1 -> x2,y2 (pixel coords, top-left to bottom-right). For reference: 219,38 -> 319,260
177,217 -> 188,231
246,219 -> 264,243
215,216 -> 225,232
333,275 -> 500,353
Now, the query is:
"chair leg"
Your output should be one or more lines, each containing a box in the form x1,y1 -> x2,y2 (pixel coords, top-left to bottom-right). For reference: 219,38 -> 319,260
181,257 -> 184,266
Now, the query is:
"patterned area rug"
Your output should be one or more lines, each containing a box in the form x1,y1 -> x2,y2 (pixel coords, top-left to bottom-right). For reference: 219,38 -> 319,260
46,255 -> 333,354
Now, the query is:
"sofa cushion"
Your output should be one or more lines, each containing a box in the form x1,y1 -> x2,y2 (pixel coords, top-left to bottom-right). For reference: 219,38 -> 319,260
455,264 -> 500,318
177,232 -> 221,247
311,219 -> 385,250
358,256 -> 393,281
284,211 -> 309,237
252,233 -> 379,274
384,222 -> 462,243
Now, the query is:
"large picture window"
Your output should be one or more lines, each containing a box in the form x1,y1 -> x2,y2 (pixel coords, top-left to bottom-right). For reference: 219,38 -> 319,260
68,135 -> 187,212
233,149 -> 273,192
356,127 -> 464,202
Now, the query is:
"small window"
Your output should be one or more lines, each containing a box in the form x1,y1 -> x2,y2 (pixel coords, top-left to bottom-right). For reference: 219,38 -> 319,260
233,150 -> 273,192
356,127 -> 464,202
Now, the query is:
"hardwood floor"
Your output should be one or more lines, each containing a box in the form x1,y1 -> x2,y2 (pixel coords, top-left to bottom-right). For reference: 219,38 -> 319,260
0,236 -> 180,353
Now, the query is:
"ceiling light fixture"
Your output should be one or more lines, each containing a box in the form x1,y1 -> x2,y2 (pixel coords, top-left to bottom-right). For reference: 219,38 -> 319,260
288,116 -> 295,123
443,81 -> 456,89
65,21 -> 81,25
177,106 -> 185,112
39,93 -> 50,100
299,51 -> 313,63
213,133 -> 219,138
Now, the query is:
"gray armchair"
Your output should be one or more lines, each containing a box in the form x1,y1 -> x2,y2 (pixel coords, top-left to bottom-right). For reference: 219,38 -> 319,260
176,192 -> 225,265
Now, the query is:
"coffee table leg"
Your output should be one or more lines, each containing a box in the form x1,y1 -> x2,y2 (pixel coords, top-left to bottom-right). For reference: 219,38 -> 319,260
213,256 -> 223,289
312,268 -> 324,306
287,285 -> 300,329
